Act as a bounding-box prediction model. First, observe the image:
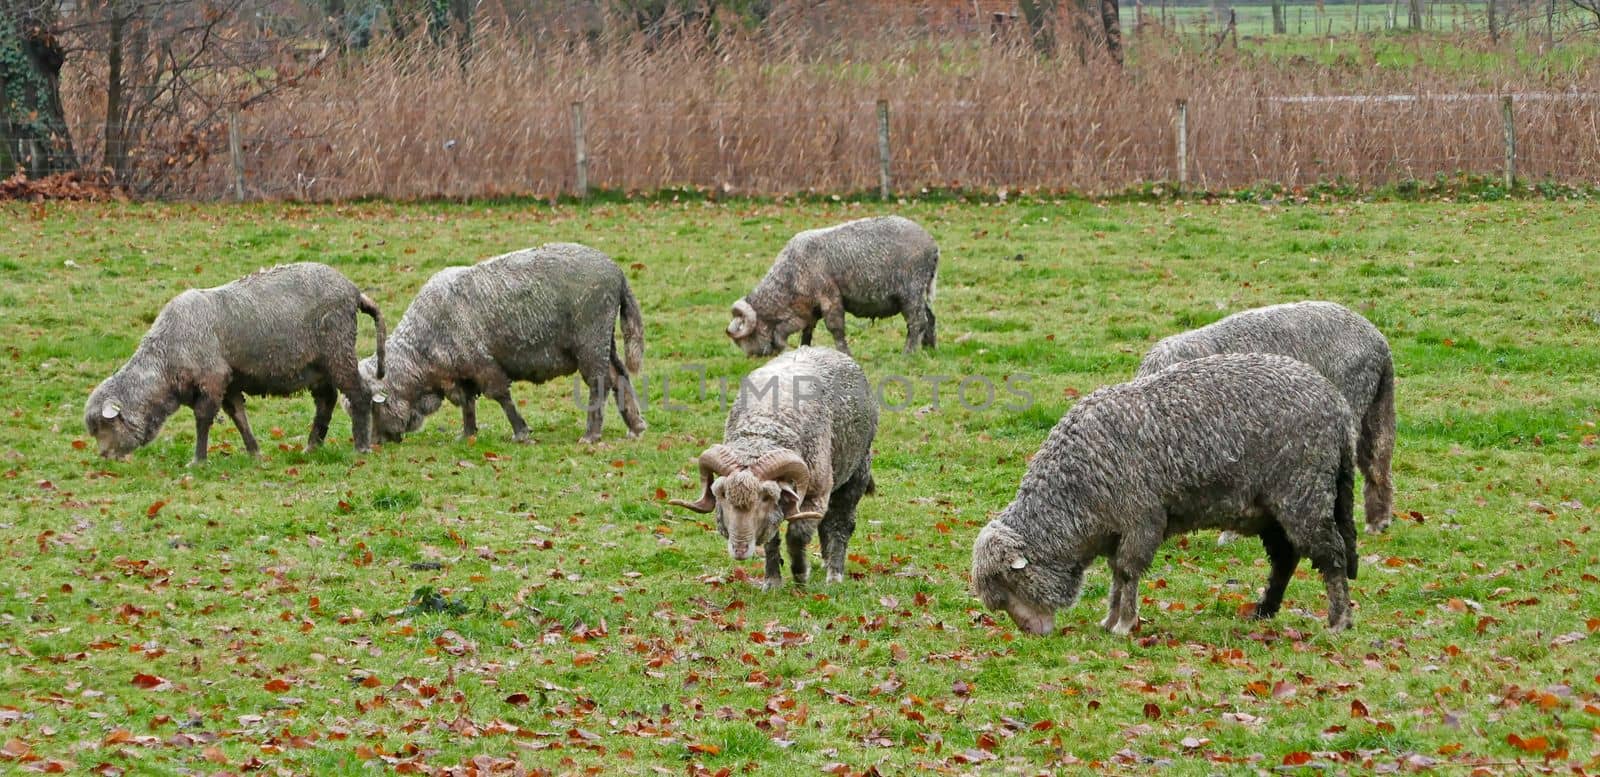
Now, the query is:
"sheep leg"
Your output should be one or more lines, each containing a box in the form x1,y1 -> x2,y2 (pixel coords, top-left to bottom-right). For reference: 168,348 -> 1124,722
460,392 -> 480,439
577,352 -> 609,444
1099,562 -> 1122,631
326,351 -> 372,453
1254,520 -> 1300,620
221,391 -> 259,457
762,534 -> 785,591
1107,528 -> 1157,635
191,394 -> 220,465
902,298 -> 933,354
608,353 -> 647,438
814,465 -> 860,585
785,521 -> 815,586
921,304 -> 936,349
308,383 -> 338,451
819,298 -> 850,355
1359,431 -> 1395,533
800,321 -> 816,347
1320,568 -> 1353,632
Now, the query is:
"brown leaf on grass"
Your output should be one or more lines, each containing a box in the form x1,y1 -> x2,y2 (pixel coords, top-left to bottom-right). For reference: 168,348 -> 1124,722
572,652 -> 598,667
263,678 -> 292,692
1350,699 -> 1369,718
976,732 -> 999,752
1142,703 -> 1162,720
952,680 -> 971,697
654,488 -> 668,500
504,693 -> 531,706
202,746 -> 228,764
686,742 -> 720,755
1282,751 -> 1313,765
1,739 -> 31,760
1271,680 -> 1296,700
130,673 -> 170,690
145,500 -> 167,518
1244,680 -> 1271,698
1506,733 -> 1548,753
71,440 -> 86,450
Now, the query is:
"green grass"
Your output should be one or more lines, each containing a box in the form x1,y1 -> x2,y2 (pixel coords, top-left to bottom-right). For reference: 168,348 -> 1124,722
0,198 -> 1597,774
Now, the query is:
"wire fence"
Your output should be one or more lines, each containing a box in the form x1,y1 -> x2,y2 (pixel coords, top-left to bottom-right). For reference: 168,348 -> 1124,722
13,90 -> 1600,200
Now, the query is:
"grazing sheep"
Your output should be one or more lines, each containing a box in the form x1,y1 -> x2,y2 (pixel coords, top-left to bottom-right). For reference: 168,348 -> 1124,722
1138,301 -> 1395,533
727,215 -> 939,356
357,243 -> 645,444
667,347 -> 877,589
971,353 -> 1358,636
84,262 -> 386,464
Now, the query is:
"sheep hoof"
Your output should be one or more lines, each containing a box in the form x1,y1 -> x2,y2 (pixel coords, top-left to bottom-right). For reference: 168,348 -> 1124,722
1109,619 -> 1136,636
1216,531 -> 1240,546
1366,517 -> 1392,533
626,427 -> 646,440
579,434 -> 601,444
825,570 -> 844,584
512,435 -> 532,445
760,577 -> 784,592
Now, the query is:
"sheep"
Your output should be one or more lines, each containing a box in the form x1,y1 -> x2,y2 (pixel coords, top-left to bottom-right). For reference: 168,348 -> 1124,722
84,262 -> 386,464
667,347 -> 877,589
1137,301 -> 1395,533
726,215 -> 939,357
356,243 -> 645,445
971,353 -> 1358,636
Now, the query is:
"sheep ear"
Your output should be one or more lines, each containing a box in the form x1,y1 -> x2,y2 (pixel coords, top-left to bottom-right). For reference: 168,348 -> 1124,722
101,404 -> 121,419
372,392 -> 387,404
1010,557 -> 1028,570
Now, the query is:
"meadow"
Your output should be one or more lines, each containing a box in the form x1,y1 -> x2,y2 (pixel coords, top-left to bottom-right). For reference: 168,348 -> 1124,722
0,197 -> 1596,775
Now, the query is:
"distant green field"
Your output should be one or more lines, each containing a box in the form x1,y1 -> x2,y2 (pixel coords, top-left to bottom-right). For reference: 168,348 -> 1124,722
0,199 -> 1596,774
1148,0 -> 1574,36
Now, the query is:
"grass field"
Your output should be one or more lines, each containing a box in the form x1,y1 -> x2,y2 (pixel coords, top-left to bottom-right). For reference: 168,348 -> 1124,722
1,198 -> 1597,774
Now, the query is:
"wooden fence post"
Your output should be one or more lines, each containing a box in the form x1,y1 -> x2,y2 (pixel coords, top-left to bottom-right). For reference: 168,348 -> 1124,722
1175,98 -> 1189,192
571,100 -> 589,199
876,99 -> 891,200
228,108 -> 245,202
1501,95 -> 1515,190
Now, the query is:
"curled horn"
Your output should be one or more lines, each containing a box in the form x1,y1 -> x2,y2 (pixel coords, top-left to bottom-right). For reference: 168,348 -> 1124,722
668,444 -> 742,514
727,299 -> 757,339
751,450 -> 810,490
751,450 -> 814,520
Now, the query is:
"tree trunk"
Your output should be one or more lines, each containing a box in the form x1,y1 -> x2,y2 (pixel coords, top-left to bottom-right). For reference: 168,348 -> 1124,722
1017,0 -> 1057,56
1271,0 -> 1286,33
451,0 -> 472,69
1487,0 -> 1497,40
0,3 -> 77,178
1100,0 -> 1122,63
1408,0 -> 1423,28
105,8 -> 130,181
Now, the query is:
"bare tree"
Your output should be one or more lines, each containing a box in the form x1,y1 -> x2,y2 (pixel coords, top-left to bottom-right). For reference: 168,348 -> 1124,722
1,1 -> 78,177
1017,0 -> 1057,55
1569,0 -> 1600,29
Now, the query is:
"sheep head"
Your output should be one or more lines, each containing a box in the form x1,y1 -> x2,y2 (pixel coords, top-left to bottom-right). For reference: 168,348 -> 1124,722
669,445 -> 819,560
727,299 -> 784,357
970,520 -> 1079,636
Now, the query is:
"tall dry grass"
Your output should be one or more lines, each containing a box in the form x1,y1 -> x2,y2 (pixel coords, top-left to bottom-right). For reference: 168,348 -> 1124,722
68,22 -> 1600,200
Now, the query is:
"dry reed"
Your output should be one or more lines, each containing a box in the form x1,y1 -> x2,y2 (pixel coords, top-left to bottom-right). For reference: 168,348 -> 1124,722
62,22 -> 1600,200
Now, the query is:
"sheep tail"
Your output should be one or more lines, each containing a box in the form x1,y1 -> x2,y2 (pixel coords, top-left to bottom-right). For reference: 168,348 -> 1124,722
619,276 -> 644,375
358,292 -> 386,379
1336,430 -> 1358,580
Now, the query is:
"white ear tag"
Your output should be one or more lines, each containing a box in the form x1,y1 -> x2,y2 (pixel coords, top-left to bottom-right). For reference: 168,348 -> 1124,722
373,392 -> 387,404
1010,557 -> 1029,570
102,404 -> 121,419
